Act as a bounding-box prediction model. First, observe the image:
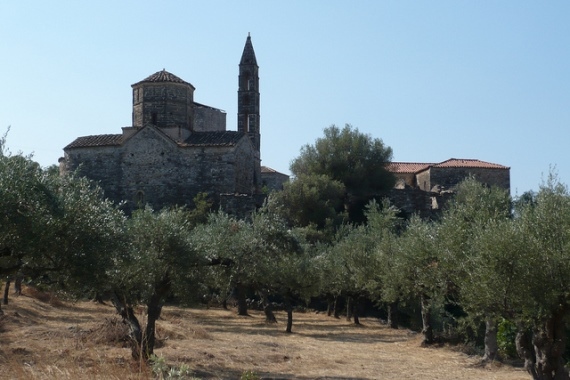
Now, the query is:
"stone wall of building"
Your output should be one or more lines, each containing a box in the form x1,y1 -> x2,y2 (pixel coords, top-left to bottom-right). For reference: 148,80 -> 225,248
64,128 -> 258,213
388,187 -> 455,220
132,82 -> 194,129
193,105 -> 226,132
428,167 -> 510,191
261,170 -> 289,191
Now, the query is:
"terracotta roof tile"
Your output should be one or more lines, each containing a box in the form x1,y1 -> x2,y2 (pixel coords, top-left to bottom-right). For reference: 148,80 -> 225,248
387,162 -> 433,174
183,131 -> 245,147
64,134 -> 123,149
261,166 -> 289,175
132,69 -> 194,88
261,166 -> 278,173
433,158 -> 509,169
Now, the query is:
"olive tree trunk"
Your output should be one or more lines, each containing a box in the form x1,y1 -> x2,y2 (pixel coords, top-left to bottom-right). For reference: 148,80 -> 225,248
483,317 -> 499,362
111,292 -> 143,359
236,283 -> 248,316
387,300 -> 399,329
260,293 -> 277,323
326,294 -> 335,317
516,308 -> 568,380
352,296 -> 361,325
3,277 -> 10,305
112,276 -> 171,362
420,293 -> 434,345
285,297 -> 293,333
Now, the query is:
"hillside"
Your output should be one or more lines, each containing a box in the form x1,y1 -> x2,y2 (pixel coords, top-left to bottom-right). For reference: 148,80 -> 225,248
0,286 -> 528,379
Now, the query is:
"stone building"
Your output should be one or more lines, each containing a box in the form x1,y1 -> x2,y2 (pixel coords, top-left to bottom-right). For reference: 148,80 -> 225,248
386,158 -> 510,218
62,35 -> 287,213
260,166 -> 290,191
388,158 -> 510,192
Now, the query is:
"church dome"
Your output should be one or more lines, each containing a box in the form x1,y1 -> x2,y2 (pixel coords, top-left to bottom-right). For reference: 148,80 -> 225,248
132,69 -> 194,88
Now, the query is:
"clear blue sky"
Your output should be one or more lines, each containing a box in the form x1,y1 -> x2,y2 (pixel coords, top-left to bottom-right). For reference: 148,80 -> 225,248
2,1 -> 569,196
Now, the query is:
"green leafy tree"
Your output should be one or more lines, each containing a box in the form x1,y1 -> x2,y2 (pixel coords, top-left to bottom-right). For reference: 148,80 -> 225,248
0,134 -> 125,304
193,209 -> 315,332
511,173 -> 570,379
111,206 -> 207,360
438,177 -> 512,361
267,173 -> 346,233
365,200 -> 402,328
383,216 -> 447,345
316,200 -> 401,324
290,124 -> 395,223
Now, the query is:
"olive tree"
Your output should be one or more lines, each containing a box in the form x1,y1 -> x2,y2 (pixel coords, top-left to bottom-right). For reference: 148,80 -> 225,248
0,135 -> 125,305
438,177 -> 512,361
383,216 -> 447,345
111,206 -> 206,360
511,174 -> 570,379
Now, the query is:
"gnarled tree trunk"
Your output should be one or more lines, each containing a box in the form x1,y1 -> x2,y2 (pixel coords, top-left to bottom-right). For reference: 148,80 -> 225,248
112,275 -> 171,362
532,308 -> 567,380
516,308 -> 569,380
285,298 -> 293,333
3,277 -> 11,305
326,294 -> 335,317
483,317 -> 498,362
111,292 -> 143,360
420,293 -> 434,345
260,292 -> 277,323
236,283 -> 248,316
352,296 -> 361,325
387,300 -> 399,329
516,326 -> 538,379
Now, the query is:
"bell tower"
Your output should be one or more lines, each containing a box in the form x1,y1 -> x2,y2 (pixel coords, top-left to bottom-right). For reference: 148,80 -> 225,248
238,33 -> 260,152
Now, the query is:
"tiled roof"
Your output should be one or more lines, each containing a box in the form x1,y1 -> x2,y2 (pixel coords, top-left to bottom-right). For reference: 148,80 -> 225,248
193,102 -> 225,112
387,159 -> 509,173
64,134 -> 123,149
261,166 -> 278,173
261,166 -> 288,175
183,131 -> 245,147
387,162 -> 433,174
132,69 -> 194,88
433,158 -> 509,170
65,130 -> 246,150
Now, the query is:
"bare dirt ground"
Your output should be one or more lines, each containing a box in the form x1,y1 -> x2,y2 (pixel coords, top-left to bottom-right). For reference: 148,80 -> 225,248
0,286 -> 529,379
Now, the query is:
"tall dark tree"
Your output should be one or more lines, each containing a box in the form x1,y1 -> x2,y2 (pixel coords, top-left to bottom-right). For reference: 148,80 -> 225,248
266,173 -> 346,236
290,124 -> 395,222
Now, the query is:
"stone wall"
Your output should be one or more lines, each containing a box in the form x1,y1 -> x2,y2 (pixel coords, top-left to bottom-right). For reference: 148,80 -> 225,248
261,171 -> 289,191
193,105 -> 226,132
64,128 -> 259,214
132,82 -> 194,129
388,187 -> 455,220
428,167 -> 510,191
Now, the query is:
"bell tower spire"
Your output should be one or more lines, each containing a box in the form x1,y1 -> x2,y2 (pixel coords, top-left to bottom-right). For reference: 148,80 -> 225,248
238,33 -> 260,152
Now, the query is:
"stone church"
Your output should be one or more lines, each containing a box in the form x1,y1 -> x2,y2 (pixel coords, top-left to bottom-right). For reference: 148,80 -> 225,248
62,35 -> 285,213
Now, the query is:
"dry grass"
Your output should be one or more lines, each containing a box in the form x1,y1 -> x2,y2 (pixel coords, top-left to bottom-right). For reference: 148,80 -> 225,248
0,285 -> 529,379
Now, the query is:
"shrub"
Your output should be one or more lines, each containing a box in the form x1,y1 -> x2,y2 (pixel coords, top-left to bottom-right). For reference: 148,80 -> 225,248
497,318 -> 517,359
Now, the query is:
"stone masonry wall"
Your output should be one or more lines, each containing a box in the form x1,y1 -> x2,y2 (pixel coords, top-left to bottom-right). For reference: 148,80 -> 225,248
193,106 -> 226,132
64,129 -> 258,214
429,167 -> 510,191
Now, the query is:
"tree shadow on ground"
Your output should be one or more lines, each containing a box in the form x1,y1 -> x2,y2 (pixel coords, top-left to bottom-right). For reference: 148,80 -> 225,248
191,365 -> 372,380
